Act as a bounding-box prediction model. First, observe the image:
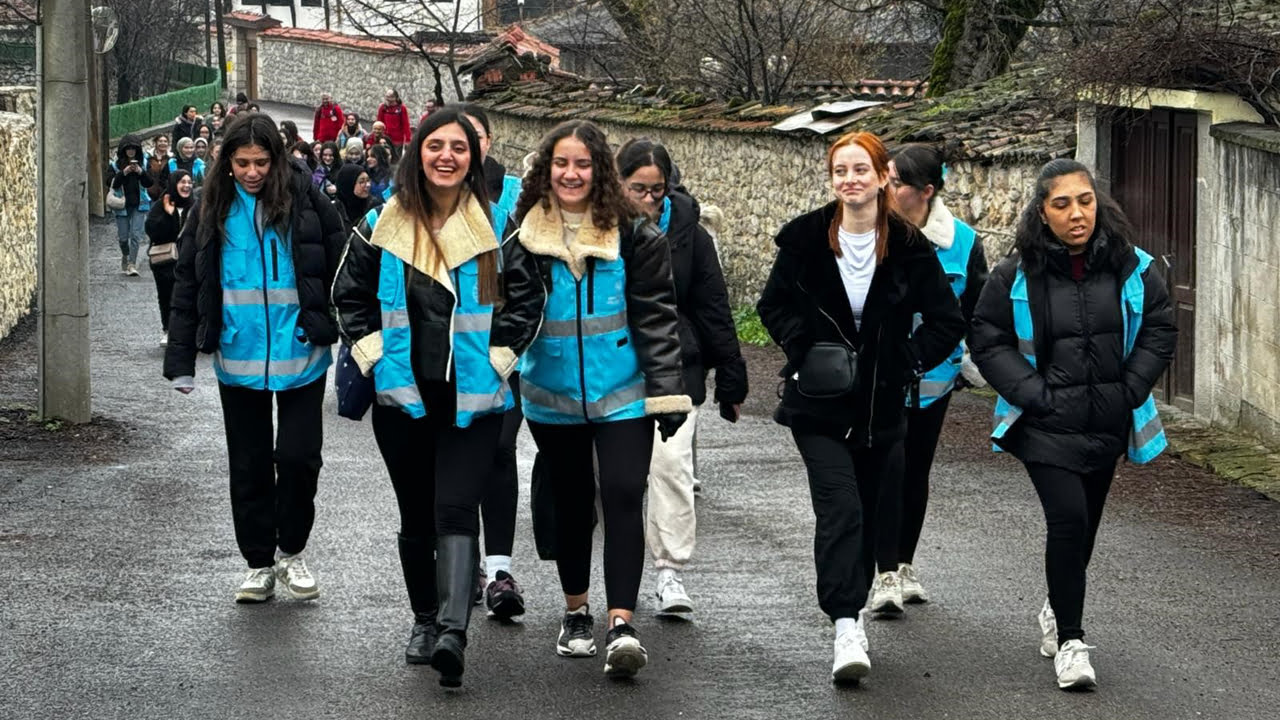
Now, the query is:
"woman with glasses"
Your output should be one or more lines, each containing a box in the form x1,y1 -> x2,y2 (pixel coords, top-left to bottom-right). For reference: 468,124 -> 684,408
514,119 -> 690,679
616,138 -> 747,619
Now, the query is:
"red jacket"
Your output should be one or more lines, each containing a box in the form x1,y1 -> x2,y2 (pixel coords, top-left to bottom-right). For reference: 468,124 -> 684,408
377,102 -> 412,145
313,102 -> 345,142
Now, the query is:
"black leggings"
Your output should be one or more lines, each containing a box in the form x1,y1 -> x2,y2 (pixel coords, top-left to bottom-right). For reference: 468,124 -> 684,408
791,429 -> 902,620
372,404 -> 503,541
892,392 -> 951,565
1026,461 -> 1116,644
481,374 -> 521,557
527,417 -> 654,612
152,261 -> 175,332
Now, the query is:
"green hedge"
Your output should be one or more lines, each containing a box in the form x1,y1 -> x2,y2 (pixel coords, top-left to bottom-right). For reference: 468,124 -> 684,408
109,65 -> 221,140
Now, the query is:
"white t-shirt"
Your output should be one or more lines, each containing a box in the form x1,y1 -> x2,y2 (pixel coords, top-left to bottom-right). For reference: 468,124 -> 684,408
835,227 -> 877,328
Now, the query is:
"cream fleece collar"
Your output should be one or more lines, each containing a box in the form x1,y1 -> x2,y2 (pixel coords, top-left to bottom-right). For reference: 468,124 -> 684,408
369,191 -> 498,285
517,198 -> 619,280
920,196 -> 956,250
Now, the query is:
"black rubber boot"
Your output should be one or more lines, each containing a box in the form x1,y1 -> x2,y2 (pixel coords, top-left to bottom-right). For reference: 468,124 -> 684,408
397,534 -> 438,665
431,534 -> 479,688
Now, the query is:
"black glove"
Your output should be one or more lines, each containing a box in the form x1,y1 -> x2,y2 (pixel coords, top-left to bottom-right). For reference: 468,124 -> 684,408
655,412 -> 687,442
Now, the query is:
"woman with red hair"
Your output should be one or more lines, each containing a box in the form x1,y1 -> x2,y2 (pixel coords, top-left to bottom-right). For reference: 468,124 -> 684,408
757,131 -> 964,684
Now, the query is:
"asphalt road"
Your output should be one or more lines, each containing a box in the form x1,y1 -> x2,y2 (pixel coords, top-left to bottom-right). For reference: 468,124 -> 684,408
1,218 -> 1278,720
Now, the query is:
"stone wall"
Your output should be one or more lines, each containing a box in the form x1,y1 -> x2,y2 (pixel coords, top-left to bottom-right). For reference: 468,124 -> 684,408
1205,124 -> 1280,445
483,111 -> 1035,305
257,35 -> 469,122
0,28 -> 35,87
0,110 -> 36,340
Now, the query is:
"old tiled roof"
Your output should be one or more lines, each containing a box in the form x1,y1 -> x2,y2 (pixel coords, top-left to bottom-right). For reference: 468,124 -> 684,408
471,64 -> 1076,162
261,27 -> 490,58
796,79 -> 928,102
223,11 -> 282,30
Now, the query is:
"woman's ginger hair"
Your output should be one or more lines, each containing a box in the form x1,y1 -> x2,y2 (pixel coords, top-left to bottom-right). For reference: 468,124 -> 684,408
825,131 -> 902,263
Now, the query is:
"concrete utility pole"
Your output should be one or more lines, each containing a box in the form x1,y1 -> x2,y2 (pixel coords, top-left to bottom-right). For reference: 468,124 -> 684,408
37,0 -> 92,423
85,36 -> 103,217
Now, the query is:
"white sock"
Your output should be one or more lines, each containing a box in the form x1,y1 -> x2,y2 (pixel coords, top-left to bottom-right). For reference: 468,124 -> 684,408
485,554 -> 512,577
835,617 -> 859,638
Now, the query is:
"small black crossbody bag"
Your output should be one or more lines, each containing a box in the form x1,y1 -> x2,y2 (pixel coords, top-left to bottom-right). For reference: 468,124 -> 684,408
794,282 -> 859,398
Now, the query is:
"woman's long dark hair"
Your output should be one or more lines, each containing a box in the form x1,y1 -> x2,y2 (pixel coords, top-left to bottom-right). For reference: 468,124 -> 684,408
889,143 -> 945,194
393,106 -> 499,304
199,112 -> 293,247
1015,159 -> 1136,276
616,137 -> 673,185
515,119 -> 634,231
319,141 -> 342,174
280,120 -> 301,146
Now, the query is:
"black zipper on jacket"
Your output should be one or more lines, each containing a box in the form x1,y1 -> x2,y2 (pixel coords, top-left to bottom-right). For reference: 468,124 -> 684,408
575,276 -> 590,421
865,324 -> 882,445
1077,277 -> 1093,429
586,258 -> 596,315
254,219 -> 271,386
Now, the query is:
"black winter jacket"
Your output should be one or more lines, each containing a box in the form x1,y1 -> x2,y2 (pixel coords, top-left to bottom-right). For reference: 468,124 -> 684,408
330,196 -> 545,419
144,199 -> 189,249
666,191 -> 747,407
757,203 -> 965,445
110,135 -> 153,210
162,167 -> 346,380
969,236 -> 1176,471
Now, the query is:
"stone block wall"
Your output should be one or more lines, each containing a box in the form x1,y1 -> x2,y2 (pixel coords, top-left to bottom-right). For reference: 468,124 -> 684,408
257,36 -> 468,123
483,110 -> 1036,305
0,110 -> 36,340
1205,125 -> 1280,445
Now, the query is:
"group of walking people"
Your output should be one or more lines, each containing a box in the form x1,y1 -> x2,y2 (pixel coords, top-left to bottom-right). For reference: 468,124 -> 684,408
156,100 -> 1175,693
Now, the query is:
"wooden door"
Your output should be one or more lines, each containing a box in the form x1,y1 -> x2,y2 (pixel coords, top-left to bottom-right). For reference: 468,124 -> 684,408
246,43 -> 259,99
1110,108 -> 1197,410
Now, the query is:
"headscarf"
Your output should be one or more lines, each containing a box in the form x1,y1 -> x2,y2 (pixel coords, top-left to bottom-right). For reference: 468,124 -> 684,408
334,164 -> 372,227
167,169 -> 194,210
344,137 -> 366,163
175,137 -> 195,159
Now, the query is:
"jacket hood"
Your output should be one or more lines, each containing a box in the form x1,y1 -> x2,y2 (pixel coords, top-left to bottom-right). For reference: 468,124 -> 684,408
483,156 -> 507,199
919,196 -> 956,250
666,191 -> 701,240
116,135 -> 144,165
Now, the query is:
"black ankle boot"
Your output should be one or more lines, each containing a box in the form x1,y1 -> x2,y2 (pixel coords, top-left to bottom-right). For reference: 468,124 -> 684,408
431,534 -> 479,687
397,534 -> 438,665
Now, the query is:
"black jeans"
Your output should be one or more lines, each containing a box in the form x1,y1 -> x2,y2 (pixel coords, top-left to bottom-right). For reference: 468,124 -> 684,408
792,429 -> 903,620
527,417 -> 653,611
371,404 -> 503,541
481,373 -> 521,557
1026,461 -> 1116,644
218,375 -> 326,569
152,261 -> 175,332
892,392 -> 951,565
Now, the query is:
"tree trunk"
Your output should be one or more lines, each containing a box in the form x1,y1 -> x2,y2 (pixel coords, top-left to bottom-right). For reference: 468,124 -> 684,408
928,0 -> 1045,96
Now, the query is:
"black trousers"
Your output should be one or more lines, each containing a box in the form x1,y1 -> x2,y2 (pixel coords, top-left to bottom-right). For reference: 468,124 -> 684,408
792,429 -> 903,620
152,261 -> 175,332
1026,461 -> 1116,644
372,404 -> 503,541
481,374 -> 521,557
527,417 -> 653,611
891,392 -> 952,565
218,375 -> 326,569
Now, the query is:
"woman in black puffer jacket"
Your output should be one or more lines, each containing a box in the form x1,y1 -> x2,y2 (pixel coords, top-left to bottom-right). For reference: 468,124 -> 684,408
970,158 -> 1175,691
757,131 -> 964,683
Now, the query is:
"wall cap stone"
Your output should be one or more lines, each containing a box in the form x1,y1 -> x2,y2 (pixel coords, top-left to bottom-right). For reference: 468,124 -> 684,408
1211,122 -> 1280,156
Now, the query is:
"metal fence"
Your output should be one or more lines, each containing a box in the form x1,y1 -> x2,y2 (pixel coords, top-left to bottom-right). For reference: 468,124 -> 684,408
109,63 -> 221,140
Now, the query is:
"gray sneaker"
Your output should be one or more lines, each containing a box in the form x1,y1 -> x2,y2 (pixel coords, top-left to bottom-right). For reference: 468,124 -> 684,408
275,554 -> 319,600
235,567 -> 276,604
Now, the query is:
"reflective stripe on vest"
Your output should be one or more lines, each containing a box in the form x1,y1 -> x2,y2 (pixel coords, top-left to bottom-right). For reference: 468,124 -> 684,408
908,218 -> 977,409
520,252 -> 646,425
214,183 -> 332,391
372,238 -> 512,426
990,248 -> 1167,464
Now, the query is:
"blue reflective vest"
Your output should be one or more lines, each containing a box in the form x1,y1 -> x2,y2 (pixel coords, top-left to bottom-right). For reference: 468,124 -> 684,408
909,218 -> 976,408
214,184 -> 332,391
490,175 -> 523,240
364,207 -> 514,427
520,236 -> 646,425
991,248 -> 1167,464
169,157 -> 206,184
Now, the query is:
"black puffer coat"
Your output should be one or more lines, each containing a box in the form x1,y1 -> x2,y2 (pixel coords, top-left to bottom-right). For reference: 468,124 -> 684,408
969,235 -> 1176,471
757,203 -> 965,445
110,135 -> 153,210
667,191 -> 747,407
163,167 -> 346,380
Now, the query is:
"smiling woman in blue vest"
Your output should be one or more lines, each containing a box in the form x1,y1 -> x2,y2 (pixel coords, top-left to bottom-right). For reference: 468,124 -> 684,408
863,145 -> 989,616
330,107 -> 545,689
970,159 -> 1176,690
514,120 -> 691,679
757,131 -> 965,684
616,138 -> 748,621
163,112 -> 345,605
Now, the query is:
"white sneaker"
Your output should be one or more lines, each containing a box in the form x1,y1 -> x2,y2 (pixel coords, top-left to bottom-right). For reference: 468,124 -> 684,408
655,568 -> 694,614
898,563 -> 928,603
1054,639 -> 1097,690
275,553 -> 319,600
159,332 -> 168,347
234,567 -> 276,603
869,571 -> 904,616
1038,598 -> 1058,658
832,618 -> 871,682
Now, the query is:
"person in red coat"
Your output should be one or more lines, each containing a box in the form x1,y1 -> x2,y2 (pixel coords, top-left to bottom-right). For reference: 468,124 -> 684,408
376,88 -> 413,153
313,93 -> 345,143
